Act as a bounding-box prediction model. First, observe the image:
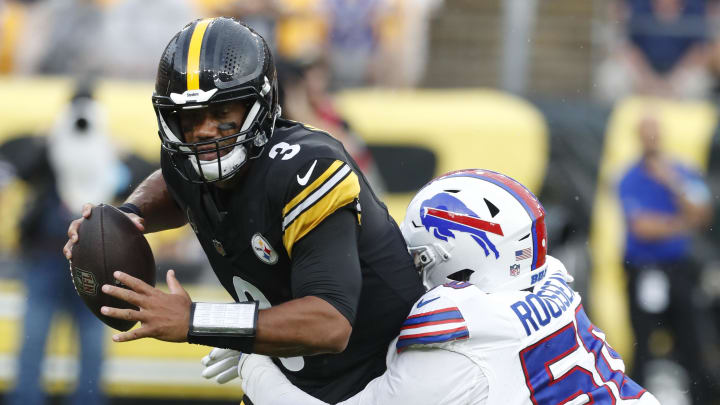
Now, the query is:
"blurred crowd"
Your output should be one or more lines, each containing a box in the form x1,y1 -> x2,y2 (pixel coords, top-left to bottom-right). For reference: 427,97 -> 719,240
0,1 -> 444,404
598,0 -> 720,101
595,1 -> 720,403
0,0 -> 442,89
1,0 -> 720,405
0,0 -> 447,273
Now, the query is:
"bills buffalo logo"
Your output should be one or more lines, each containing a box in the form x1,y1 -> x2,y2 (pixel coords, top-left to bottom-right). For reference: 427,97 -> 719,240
251,233 -> 278,265
419,193 -> 503,259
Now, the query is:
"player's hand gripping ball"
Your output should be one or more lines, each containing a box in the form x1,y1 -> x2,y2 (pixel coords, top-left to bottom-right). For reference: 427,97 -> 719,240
69,204 -> 156,331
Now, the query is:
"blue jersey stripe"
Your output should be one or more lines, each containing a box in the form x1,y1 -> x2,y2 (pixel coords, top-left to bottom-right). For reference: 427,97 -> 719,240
397,329 -> 469,351
402,309 -> 464,327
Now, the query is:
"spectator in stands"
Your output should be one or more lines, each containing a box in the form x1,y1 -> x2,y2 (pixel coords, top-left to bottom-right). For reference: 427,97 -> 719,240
618,111 -> 714,404
100,0 -> 196,80
277,56 -> 385,193
1,82 -> 126,405
598,0 -> 712,101
371,0 -> 444,88
12,0 -> 104,75
273,0 -> 328,61
325,0 -> 388,89
203,0 -> 281,54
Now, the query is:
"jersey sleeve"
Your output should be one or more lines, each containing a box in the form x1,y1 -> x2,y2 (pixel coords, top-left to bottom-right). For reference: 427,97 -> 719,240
339,349 -> 488,405
279,157 -> 361,257
396,287 -> 471,353
290,208 -> 362,325
238,348 -> 488,405
240,354 -> 329,405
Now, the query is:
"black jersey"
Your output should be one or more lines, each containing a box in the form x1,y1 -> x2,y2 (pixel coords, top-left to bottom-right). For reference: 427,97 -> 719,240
161,119 -> 424,402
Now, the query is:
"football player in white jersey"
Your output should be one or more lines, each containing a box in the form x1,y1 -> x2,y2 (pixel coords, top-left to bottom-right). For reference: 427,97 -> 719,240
202,169 -> 660,405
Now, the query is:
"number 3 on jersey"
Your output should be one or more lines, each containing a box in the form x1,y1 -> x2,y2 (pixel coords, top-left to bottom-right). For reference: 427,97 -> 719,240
519,306 -> 646,404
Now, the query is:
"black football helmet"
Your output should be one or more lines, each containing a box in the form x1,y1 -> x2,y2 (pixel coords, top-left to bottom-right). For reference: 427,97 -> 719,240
153,17 -> 280,183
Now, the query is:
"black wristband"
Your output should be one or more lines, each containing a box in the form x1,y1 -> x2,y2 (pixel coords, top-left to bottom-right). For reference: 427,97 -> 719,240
187,302 -> 258,352
117,202 -> 143,218
187,333 -> 256,353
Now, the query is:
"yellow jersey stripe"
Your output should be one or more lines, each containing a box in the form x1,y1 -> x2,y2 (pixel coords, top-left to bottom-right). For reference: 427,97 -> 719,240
283,163 -> 351,230
283,171 -> 360,256
186,18 -> 213,91
282,160 -> 344,217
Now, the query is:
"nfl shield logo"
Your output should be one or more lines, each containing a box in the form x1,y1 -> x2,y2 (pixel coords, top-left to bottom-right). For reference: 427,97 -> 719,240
509,264 -> 521,277
71,265 -> 98,296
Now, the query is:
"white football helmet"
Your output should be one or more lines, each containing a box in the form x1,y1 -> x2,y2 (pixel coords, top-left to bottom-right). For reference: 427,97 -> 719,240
400,169 -> 548,293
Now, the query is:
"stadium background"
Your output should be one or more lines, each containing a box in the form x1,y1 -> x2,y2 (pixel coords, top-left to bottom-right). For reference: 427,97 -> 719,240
0,0 -> 719,404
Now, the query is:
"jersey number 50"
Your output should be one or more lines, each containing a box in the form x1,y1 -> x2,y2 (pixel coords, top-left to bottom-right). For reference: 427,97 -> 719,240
519,306 -> 645,404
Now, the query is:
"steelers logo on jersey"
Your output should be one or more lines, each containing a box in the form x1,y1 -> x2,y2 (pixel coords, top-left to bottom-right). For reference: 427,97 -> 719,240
251,233 -> 278,265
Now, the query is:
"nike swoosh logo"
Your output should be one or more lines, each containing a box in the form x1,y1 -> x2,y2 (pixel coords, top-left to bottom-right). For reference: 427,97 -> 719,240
297,160 -> 317,186
417,296 -> 440,308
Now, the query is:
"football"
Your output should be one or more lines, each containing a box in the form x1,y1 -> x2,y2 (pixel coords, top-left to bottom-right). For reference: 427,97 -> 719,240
69,204 -> 156,331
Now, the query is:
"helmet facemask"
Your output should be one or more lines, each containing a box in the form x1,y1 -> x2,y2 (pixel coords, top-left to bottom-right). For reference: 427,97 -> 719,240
152,17 -> 281,184
155,79 -> 278,183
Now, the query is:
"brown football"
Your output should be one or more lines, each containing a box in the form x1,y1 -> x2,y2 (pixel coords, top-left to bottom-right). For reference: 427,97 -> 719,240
69,204 -> 156,331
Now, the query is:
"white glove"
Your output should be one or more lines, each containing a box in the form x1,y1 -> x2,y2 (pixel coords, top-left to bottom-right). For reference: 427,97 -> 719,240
237,352 -> 271,380
201,348 -> 243,384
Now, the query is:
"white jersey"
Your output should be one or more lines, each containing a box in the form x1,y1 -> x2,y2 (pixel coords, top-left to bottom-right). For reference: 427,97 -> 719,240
392,263 -> 657,404
239,257 -> 659,405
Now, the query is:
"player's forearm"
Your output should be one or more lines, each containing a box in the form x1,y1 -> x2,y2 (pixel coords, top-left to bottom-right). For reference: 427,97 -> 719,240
240,355 -> 328,405
338,349 -> 487,405
125,169 -> 187,233
252,296 -> 352,357
630,214 -> 688,240
677,198 -> 712,229
671,43 -> 711,73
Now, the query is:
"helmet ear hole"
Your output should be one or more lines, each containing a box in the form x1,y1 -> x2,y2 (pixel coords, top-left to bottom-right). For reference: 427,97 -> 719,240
483,198 -> 500,217
447,269 -> 474,282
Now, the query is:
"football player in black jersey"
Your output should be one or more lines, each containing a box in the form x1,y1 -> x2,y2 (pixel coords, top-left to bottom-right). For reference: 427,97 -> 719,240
64,17 -> 424,403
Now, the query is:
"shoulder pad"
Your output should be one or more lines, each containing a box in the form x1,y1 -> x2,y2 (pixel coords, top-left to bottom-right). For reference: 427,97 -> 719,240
265,119 -> 352,177
268,120 -> 348,171
396,288 -> 470,353
279,158 -> 361,257
265,121 -> 362,256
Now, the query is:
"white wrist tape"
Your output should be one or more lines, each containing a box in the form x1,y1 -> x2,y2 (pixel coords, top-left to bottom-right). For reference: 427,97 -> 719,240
190,302 -> 258,336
